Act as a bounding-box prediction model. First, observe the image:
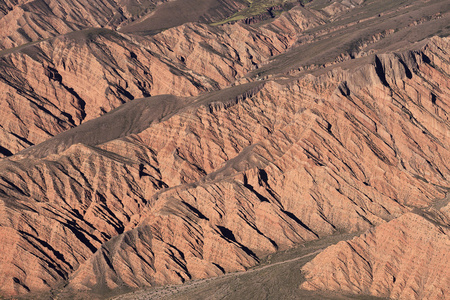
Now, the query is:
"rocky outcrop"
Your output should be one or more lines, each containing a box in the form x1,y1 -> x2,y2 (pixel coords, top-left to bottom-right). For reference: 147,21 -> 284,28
0,34 -> 448,297
0,0 -> 162,50
300,212 -> 450,299
0,5 -> 325,158
0,0 -> 449,298
4,0 -> 443,159
321,0 -> 364,17
68,39 -> 450,294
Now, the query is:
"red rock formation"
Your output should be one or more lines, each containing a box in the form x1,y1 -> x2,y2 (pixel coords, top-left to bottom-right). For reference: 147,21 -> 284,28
301,212 -> 450,299
0,0 -> 162,50
0,0 -> 449,298
68,38 -> 449,294
0,34 -> 448,297
0,4 -> 326,158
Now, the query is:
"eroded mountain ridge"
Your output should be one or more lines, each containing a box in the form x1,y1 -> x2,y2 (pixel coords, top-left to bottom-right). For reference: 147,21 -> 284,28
0,0 -> 449,299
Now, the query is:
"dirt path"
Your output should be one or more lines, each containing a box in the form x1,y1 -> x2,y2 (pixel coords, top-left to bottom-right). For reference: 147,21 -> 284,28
113,249 -> 324,300
240,248 -> 323,275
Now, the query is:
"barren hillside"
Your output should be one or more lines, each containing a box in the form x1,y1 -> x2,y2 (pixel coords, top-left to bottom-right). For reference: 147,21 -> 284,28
0,0 -> 448,299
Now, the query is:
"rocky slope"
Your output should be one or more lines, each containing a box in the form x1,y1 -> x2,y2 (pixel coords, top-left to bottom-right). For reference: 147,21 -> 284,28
0,0 -> 449,299
0,4 -> 326,158
0,0 -> 247,50
1,0 -> 448,159
0,0 -> 160,50
69,37 -> 450,296
0,34 -> 449,298
301,211 -> 450,300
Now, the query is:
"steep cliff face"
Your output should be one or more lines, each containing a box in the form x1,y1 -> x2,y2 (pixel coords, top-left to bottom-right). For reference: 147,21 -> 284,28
0,34 -> 448,297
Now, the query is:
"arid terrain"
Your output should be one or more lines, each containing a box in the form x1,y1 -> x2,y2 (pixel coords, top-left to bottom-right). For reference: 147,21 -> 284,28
0,0 -> 449,299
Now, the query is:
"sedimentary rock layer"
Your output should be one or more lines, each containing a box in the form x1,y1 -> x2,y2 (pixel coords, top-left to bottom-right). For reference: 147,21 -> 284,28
0,5 -> 324,158
0,35 -> 448,297
301,211 -> 450,300
0,0 -> 449,298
